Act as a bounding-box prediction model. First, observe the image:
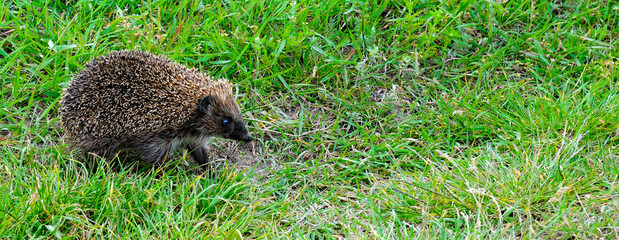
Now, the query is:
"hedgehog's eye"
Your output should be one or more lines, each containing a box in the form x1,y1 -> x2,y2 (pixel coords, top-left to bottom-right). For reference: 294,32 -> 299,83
222,118 -> 231,127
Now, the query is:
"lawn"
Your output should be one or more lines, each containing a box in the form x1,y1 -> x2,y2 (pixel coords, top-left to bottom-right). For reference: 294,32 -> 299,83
1,0 -> 618,238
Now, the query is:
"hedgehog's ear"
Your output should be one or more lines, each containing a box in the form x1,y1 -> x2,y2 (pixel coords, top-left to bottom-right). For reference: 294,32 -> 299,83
199,96 -> 213,113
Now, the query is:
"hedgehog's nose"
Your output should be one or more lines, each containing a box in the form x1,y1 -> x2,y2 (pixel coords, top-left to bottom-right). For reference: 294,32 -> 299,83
243,135 -> 253,142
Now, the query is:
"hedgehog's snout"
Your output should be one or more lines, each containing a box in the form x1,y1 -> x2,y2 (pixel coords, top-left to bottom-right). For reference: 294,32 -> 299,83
241,134 -> 253,142
227,123 -> 252,142
237,127 -> 253,142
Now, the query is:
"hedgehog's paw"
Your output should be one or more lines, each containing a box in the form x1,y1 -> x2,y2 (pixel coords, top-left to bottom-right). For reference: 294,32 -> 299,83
187,143 -> 209,167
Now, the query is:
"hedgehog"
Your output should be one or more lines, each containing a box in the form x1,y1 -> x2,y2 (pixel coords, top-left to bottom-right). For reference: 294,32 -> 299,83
59,50 -> 252,166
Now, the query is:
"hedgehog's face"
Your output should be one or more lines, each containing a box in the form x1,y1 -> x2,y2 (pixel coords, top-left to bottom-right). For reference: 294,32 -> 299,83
198,94 -> 252,142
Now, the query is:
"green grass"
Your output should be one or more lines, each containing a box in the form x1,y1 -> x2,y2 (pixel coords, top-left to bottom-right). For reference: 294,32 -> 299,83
1,0 -> 618,238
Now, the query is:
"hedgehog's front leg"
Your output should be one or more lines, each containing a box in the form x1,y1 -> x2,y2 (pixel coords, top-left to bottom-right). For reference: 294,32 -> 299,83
186,143 -> 209,166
